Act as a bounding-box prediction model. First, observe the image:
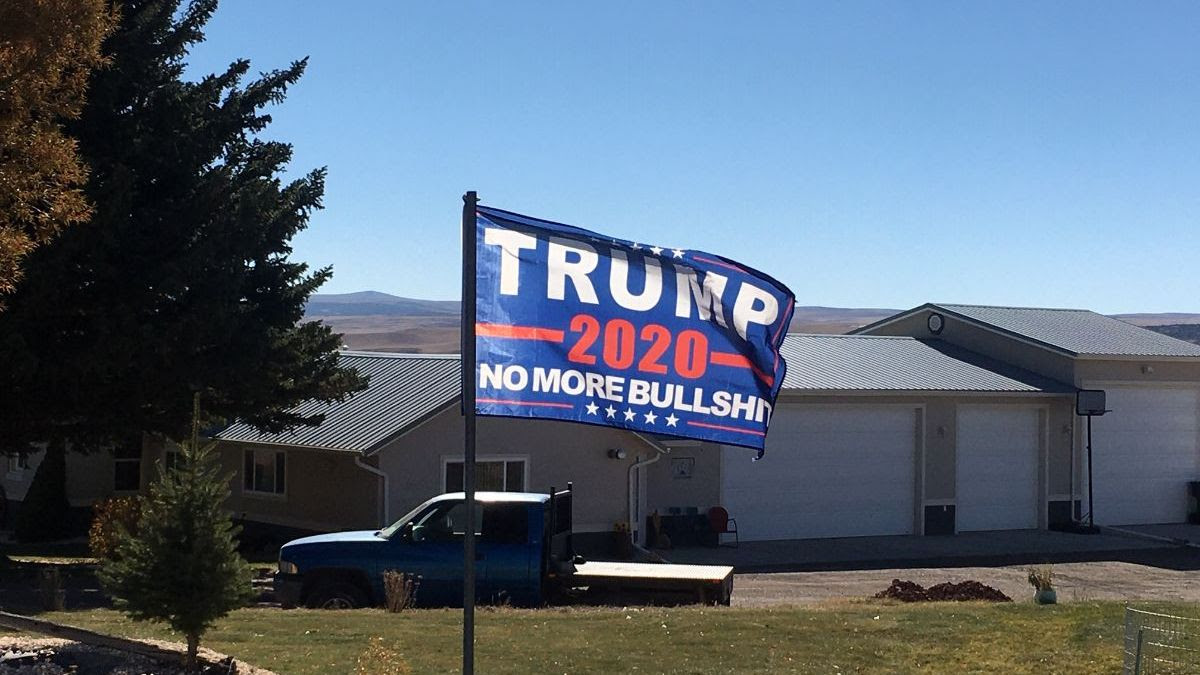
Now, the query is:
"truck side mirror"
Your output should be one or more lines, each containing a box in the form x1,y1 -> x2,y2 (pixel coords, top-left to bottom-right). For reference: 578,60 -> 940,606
399,521 -> 415,542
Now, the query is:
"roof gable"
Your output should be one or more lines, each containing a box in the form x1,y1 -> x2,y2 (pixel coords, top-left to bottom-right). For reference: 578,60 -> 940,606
856,303 -> 1200,358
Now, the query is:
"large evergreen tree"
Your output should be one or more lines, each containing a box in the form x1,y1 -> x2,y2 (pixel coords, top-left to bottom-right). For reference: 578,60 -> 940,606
0,0 -> 365,452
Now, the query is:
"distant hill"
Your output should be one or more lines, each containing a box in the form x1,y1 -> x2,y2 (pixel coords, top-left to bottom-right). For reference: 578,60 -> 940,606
307,291 -> 1200,353
789,306 -> 899,335
306,291 -> 460,317
1112,312 -> 1200,327
1147,324 -> 1200,346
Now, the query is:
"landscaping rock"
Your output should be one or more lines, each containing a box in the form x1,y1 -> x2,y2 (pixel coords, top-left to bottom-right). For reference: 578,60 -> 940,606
0,637 -> 276,675
873,578 -> 1011,603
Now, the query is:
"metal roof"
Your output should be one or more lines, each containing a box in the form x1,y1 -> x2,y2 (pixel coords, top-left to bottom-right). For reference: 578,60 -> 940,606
931,304 -> 1200,357
219,335 -> 1075,454
216,352 -> 461,453
780,334 -> 1076,393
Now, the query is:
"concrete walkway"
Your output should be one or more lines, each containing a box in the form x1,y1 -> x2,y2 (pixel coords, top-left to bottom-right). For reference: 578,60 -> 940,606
664,525 -> 1200,573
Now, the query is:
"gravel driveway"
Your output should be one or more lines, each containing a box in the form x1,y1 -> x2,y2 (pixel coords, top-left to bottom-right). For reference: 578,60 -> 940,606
733,559 -> 1200,606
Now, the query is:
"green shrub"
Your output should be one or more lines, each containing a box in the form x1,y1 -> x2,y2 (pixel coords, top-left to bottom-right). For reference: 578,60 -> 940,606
89,496 -> 142,559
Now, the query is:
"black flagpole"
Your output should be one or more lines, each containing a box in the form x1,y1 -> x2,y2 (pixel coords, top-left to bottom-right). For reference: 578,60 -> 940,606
460,190 -> 478,675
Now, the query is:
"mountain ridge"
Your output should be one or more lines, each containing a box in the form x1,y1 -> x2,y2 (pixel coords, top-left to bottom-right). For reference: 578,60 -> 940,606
307,291 -> 1200,353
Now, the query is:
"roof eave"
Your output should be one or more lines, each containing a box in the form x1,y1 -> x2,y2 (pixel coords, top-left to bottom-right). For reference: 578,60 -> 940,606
1073,353 -> 1200,362
780,388 -> 1075,397
214,436 -> 367,454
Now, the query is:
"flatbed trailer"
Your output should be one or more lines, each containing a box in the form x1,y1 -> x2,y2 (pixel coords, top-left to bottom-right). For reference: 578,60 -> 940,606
566,560 -> 734,605
545,485 -> 734,606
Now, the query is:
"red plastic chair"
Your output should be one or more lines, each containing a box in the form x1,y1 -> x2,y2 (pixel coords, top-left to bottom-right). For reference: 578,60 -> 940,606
708,506 -> 738,548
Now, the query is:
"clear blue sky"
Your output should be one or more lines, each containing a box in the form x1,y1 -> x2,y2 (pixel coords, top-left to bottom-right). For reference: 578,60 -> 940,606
185,2 -> 1200,314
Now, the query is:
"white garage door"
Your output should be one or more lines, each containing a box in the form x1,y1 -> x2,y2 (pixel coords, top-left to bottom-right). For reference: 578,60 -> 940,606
956,406 -> 1040,531
721,406 -> 917,541
1089,387 -> 1200,525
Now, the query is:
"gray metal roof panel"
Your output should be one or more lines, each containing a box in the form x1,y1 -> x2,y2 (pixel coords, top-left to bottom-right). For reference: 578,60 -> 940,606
216,352 -> 461,453
219,335 -> 1075,454
934,304 -> 1200,357
780,334 -> 1076,393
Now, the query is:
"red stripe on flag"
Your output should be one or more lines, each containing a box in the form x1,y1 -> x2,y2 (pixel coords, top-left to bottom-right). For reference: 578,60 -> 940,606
477,398 -> 574,409
691,255 -> 745,273
710,351 -> 775,387
710,351 -> 752,368
686,420 -> 766,436
476,323 -> 565,342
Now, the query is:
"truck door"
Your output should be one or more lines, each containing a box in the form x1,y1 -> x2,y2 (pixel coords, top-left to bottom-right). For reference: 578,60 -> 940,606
478,502 -> 538,606
381,499 -> 486,607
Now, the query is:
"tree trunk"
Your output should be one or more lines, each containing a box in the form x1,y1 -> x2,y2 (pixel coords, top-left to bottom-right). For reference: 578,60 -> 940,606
186,632 -> 199,672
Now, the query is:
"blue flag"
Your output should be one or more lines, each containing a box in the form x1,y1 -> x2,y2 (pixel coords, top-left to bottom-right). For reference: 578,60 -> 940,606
473,206 -> 795,453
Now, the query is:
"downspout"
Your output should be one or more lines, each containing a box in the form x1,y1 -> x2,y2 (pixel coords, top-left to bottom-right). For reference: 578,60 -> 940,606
355,455 -> 389,527
627,433 -> 669,546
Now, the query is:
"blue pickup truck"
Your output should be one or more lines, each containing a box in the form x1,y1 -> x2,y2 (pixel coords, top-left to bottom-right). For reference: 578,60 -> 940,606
274,486 -> 733,609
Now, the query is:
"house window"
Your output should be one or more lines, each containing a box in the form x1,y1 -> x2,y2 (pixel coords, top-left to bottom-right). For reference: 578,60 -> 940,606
163,450 -> 182,472
243,449 -> 286,495
113,443 -> 142,491
444,458 -> 526,493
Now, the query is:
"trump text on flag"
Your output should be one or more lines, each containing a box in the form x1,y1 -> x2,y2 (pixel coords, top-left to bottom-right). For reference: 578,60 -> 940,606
473,206 -> 795,452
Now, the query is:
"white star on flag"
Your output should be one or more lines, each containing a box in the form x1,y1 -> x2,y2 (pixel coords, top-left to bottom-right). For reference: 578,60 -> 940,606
665,414 -> 679,427
623,408 -> 636,421
585,401 -> 599,416
671,248 -> 685,258
631,242 -> 641,250
643,410 -> 657,424
605,405 -> 617,418
649,245 -> 663,256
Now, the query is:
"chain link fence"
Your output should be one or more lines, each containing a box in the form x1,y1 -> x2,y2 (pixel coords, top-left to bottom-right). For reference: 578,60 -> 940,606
1124,607 -> 1200,674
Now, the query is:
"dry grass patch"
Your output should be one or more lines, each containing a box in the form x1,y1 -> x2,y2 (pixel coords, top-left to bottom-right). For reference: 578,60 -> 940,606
18,601 -> 1196,674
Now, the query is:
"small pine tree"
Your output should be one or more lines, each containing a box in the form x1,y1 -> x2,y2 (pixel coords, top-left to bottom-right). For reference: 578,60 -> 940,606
99,395 -> 252,671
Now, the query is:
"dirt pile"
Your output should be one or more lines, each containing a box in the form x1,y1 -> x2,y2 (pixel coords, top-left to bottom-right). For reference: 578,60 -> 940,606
873,578 -> 1011,603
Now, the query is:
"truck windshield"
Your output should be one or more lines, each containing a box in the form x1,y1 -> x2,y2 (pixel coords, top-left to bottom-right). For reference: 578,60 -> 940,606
377,499 -> 525,542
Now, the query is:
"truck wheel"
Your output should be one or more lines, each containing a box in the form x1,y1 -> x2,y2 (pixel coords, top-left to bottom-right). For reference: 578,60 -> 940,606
306,581 -> 367,610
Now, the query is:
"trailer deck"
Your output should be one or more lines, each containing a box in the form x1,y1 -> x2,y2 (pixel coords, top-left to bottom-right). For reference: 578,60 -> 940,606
568,560 -> 735,605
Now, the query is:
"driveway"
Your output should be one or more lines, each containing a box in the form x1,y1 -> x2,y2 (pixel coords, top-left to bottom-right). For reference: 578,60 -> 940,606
665,525 -> 1200,572
665,524 -> 1200,606
733,557 -> 1200,607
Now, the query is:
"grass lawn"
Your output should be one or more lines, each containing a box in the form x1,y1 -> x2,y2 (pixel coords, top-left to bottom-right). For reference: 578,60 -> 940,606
17,600 -> 1194,674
